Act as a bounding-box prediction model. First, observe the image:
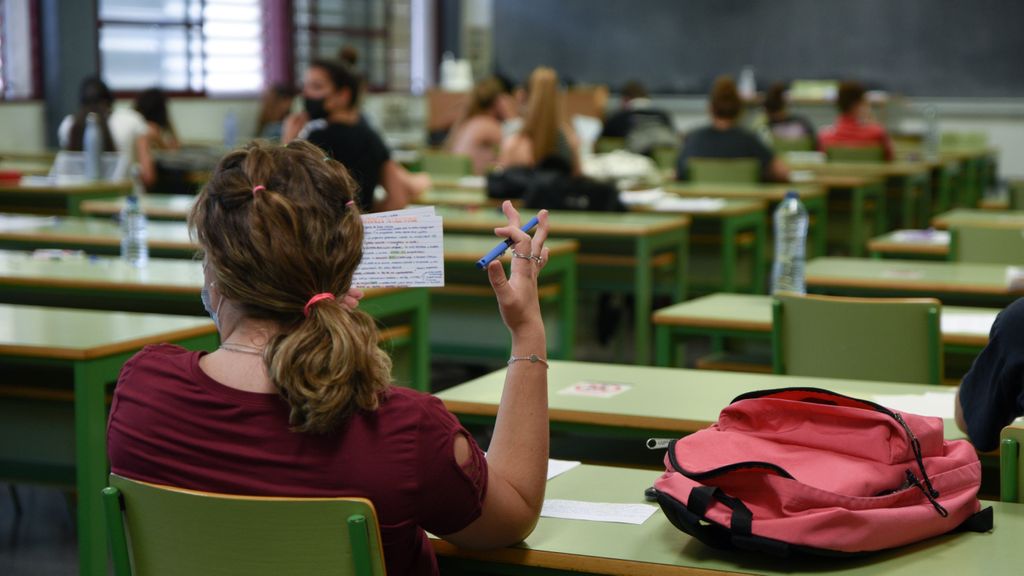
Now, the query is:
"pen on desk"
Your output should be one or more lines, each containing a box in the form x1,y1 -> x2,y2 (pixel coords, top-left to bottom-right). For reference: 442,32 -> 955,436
475,215 -> 540,269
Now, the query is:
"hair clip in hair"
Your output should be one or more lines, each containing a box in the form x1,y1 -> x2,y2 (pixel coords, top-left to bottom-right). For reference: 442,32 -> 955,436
323,156 -> 332,162
303,292 -> 336,317
252,185 -> 266,197
345,200 -> 356,208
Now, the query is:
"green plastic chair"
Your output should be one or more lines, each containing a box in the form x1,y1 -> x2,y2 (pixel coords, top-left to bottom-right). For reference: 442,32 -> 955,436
950,225 -> 1024,265
1008,180 -> 1024,211
594,137 -> 626,153
826,145 -> 885,163
687,157 -> 760,184
420,151 -> 473,177
102,474 -> 386,576
651,146 -> 679,171
771,136 -> 814,153
771,293 -> 942,384
823,144 -> 888,162
1000,424 -> 1024,502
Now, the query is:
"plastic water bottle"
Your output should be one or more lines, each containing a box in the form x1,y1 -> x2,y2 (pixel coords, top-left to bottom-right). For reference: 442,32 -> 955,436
84,113 -> 102,181
223,110 -> 238,149
738,65 -> 756,100
120,169 -> 149,267
771,190 -> 808,294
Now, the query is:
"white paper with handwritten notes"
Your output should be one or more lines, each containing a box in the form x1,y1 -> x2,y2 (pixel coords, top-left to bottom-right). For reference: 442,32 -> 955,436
352,207 -> 445,288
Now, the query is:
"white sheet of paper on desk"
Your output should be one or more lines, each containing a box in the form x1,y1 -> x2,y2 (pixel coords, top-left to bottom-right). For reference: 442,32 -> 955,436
653,196 -> 727,213
941,312 -> 996,336
619,188 -> 666,206
547,459 -> 581,480
541,499 -> 657,525
870,391 -> 957,420
559,381 -> 632,398
891,229 -> 950,244
351,207 -> 444,288
0,214 -> 56,230
457,175 -> 486,189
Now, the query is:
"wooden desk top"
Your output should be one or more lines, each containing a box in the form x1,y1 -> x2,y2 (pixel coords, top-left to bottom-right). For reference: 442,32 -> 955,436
652,292 -> 997,348
867,230 -> 951,257
932,209 -> 1024,230
443,235 -> 578,262
430,205 -> 691,237
0,214 -> 194,251
0,303 -> 214,361
433,464 -> 1023,576
786,161 -> 931,178
80,194 -> 195,219
664,182 -> 825,201
806,257 -> 1023,297
0,179 -> 132,195
437,360 -> 968,439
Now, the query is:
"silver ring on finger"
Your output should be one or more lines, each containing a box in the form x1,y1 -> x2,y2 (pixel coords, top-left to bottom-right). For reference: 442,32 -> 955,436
512,250 -> 533,260
530,255 -> 543,264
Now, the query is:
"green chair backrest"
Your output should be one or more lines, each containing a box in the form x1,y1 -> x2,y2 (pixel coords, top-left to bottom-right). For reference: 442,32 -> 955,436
1008,180 -> 1024,211
651,145 -> 679,171
594,137 -> 626,153
1000,424 -> 1024,502
103,474 -> 386,576
825,145 -> 885,163
771,293 -> 942,385
950,225 -> 1024,265
772,136 -> 814,154
687,157 -> 760,184
420,151 -> 473,177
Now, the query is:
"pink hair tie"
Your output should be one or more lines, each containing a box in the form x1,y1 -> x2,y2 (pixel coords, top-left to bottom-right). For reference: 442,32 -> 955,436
252,185 -> 266,196
345,200 -> 356,207
303,292 -> 335,317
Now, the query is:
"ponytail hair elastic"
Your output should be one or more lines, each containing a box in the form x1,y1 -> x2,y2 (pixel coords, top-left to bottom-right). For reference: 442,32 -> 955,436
252,185 -> 266,197
303,292 -> 336,317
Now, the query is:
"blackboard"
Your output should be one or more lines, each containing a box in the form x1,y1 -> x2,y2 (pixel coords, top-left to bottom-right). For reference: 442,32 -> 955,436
492,0 -> 1024,97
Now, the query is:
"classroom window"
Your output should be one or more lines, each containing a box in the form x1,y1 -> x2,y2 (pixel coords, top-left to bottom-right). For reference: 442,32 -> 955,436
293,0 -> 412,92
0,0 -> 39,100
98,0 -> 264,95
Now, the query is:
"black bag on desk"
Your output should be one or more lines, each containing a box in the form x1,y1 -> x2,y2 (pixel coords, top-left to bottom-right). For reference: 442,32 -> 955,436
523,175 -> 625,212
486,166 -> 541,200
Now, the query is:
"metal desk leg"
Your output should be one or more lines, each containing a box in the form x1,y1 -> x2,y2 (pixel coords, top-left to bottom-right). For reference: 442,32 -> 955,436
721,217 -> 738,292
633,238 -> 653,365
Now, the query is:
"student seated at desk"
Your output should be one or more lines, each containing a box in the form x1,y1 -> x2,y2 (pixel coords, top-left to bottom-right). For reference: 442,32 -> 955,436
499,67 -> 581,176
675,76 -> 788,182
133,88 -> 180,187
761,82 -> 818,150
58,76 -> 149,170
819,80 -> 894,160
446,77 -> 515,174
956,297 -> 1024,452
600,80 -> 676,155
283,59 -> 429,212
107,140 -> 552,576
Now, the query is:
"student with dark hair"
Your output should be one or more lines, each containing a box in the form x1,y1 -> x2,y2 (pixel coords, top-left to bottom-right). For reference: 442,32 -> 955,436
132,87 -> 180,186
599,80 -> 676,154
108,139 -> 552,576
762,82 -> 818,149
675,76 -> 788,181
58,76 -> 149,165
283,59 -> 428,211
818,80 -> 893,160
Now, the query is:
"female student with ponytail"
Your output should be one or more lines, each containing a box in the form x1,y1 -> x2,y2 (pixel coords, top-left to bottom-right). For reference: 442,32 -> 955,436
107,140 -> 551,576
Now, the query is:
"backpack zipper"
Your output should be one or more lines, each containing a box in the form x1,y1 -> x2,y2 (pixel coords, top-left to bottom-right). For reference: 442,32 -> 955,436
666,439 -> 795,480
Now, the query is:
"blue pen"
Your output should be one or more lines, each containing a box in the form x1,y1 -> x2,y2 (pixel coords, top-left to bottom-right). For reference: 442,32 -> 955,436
475,216 -> 540,269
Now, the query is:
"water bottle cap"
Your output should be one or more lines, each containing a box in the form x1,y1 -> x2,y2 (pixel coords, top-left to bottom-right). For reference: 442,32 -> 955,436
784,190 -> 800,200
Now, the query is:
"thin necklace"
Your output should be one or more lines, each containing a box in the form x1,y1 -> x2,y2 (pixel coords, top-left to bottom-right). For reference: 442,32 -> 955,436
219,341 -> 265,356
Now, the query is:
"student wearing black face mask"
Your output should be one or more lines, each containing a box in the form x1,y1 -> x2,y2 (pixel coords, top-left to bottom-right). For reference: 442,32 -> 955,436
282,59 -> 429,212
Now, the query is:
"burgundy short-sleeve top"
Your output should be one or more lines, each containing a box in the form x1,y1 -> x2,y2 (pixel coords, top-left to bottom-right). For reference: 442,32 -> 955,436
107,344 -> 488,576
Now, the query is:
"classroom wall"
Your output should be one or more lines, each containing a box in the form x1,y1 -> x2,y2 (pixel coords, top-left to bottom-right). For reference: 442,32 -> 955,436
0,102 -> 47,151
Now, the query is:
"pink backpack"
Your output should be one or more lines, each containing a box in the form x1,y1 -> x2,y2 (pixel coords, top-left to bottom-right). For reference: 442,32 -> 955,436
653,388 -> 993,556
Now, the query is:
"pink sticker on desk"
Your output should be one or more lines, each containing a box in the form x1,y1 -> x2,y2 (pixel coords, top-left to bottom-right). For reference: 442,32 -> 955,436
559,382 -> 632,398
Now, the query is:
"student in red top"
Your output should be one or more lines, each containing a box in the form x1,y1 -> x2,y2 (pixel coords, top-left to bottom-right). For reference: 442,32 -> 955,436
818,80 -> 894,160
107,140 -> 552,576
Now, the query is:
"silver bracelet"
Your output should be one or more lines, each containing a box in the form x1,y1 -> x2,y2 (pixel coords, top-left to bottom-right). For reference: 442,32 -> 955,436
507,353 -> 549,368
